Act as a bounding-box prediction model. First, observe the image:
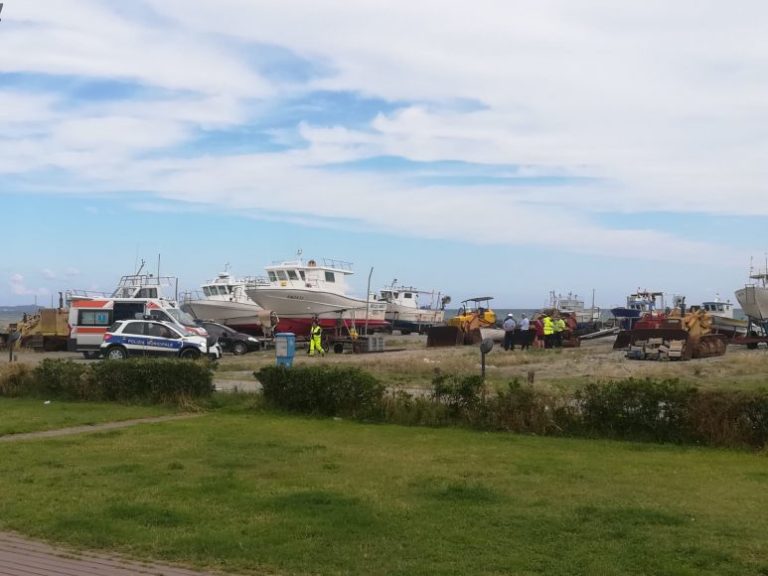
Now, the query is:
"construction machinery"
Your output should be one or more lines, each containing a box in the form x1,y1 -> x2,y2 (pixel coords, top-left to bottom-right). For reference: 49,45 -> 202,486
427,297 -> 501,347
12,308 -> 70,351
614,308 -> 727,360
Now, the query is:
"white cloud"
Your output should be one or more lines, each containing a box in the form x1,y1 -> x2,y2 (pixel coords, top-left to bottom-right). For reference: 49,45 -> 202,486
2,0 -> 767,264
8,273 -> 49,297
41,268 -> 56,279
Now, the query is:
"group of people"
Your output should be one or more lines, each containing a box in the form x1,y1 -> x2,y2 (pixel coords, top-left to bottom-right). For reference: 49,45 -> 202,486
502,312 -> 570,351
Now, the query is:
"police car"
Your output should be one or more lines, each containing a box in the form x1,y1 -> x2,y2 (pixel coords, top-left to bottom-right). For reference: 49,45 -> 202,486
100,319 -> 222,360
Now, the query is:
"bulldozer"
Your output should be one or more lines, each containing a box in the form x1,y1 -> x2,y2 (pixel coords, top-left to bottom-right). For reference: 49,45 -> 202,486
13,308 -> 70,351
614,308 -> 726,360
427,296 -> 501,347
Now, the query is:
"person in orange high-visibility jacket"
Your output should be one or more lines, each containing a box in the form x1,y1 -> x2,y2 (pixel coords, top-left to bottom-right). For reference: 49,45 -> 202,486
542,314 -> 554,349
309,319 -> 325,356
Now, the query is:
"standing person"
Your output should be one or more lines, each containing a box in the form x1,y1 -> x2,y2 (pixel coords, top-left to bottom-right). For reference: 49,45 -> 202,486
502,313 -> 516,351
519,314 -> 531,350
554,315 -> 566,348
542,313 -> 554,349
309,318 -> 325,356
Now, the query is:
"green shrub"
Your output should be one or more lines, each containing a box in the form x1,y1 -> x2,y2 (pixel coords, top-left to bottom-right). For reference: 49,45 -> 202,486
484,380 -> 563,435
256,365 -> 385,417
31,359 -> 96,400
576,378 -> 696,442
0,363 -> 34,397
688,390 -> 768,448
92,358 -> 214,403
431,373 -> 485,415
381,390 -> 451,427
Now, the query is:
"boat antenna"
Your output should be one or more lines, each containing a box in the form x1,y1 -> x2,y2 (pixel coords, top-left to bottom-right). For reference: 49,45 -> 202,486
157,253 -> 161,280
135,259 -> 145,276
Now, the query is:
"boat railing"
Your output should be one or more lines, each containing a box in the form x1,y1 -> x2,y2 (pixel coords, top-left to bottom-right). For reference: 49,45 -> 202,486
320,258 -> 353,271
110,274 -> 177,294
65,289 -> 110,301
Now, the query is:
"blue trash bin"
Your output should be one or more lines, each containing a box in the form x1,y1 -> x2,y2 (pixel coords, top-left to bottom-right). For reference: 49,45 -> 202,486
274,332 -> 296,367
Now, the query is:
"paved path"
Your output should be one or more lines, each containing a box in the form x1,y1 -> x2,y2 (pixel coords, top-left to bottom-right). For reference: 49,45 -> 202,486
0,532 -> 225,575
0,414 -> 200,443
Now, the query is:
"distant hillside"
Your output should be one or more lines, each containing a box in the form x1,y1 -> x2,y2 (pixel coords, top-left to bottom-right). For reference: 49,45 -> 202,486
0,305 -> 41,329
0,305 -> 40,314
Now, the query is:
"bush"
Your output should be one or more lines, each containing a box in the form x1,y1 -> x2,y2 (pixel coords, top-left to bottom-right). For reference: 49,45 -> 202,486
256,365 -> 385,418
92,358 -> 214,403
31,359 -> 96,400
0,363 -> 34,397
432,373 -> 485,415
688,390 -> 768,448
3,358 -> 213,404
484,380 -> 564,435
576,378 -> 696,443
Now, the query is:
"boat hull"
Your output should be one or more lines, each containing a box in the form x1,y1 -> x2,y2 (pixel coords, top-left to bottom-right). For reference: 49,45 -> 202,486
710,315 -> 749,337
735,286 -> 768,321
246,287 -> 388,337
385,304 -> 444,333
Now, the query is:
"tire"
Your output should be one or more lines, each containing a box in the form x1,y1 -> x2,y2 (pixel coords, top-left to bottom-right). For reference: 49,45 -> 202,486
179,347 -> 201,359
105,346 -> 127,360
333,342 -> 344,354
232,341 -> 248,356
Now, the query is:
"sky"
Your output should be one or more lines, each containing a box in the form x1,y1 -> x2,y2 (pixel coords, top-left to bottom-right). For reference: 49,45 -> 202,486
1,0 -> 767,309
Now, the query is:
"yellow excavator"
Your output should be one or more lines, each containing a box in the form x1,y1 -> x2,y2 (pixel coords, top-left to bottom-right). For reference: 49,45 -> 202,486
428,297 -> 499,346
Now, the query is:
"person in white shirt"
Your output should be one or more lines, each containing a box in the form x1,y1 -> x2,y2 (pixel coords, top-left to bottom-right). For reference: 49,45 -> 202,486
519,314 -> 531,350
502,313 -> 516,351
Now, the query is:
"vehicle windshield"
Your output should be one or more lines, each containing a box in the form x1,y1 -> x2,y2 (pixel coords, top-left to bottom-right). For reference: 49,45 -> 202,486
165,308 -> 197,326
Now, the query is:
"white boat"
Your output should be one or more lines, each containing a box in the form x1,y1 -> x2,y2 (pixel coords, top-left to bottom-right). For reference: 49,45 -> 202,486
376,281 -> 449,334
700,296 -> 748,336
548,291 -> 600,326
182,271 -> 273,334
735,261 -> 768,322
245,257 -> 388,336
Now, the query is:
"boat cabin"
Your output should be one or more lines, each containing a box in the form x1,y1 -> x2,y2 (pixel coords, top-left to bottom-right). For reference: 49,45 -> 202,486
701,300 -> 735,318
263,258 -> 354,295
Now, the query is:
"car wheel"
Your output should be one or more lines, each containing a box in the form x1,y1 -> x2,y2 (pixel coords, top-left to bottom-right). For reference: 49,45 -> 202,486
180,347 -> 201,359
232,341 -> 248,355
105,346 -> 127,360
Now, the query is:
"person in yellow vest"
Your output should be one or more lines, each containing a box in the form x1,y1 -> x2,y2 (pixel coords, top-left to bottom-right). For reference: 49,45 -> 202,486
553,315 -> 566,348
309,318 -> 325,356
542,314 -> 554,349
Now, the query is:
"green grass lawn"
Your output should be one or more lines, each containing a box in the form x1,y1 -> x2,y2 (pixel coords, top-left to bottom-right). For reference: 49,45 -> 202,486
0,398 -> 175,436
0,410 -> 767,575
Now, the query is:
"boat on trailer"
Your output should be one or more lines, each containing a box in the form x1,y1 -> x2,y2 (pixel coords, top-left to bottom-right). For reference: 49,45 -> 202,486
245,256 -> 388,337
376,281 -> 449,334
699,297 -> 748,337
182,270 -> 273,335
735,259 -> 768,323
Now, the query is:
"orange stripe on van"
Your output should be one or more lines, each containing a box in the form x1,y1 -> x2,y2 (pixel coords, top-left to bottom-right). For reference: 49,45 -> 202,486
71,300 -> 110,308
77,327 -> 108,334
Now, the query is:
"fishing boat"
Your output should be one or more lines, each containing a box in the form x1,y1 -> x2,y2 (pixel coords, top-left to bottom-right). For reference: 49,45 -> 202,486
548,291 -> 600,327
610,290 -> 666,329
376,281 -> 449,334
245,256 -> 388,336
700,297 -> 748,337
182,270 -> 273,334
735,260 -> 768,322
